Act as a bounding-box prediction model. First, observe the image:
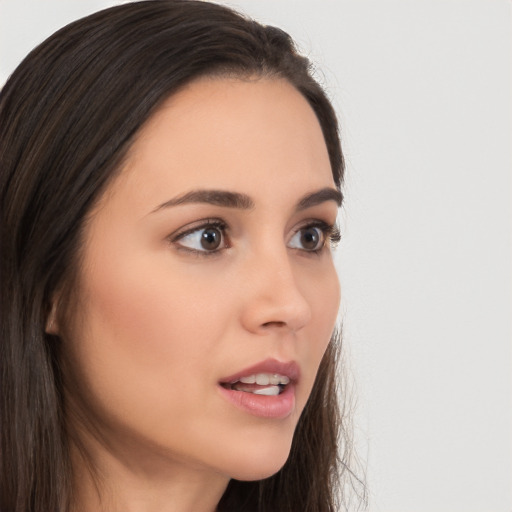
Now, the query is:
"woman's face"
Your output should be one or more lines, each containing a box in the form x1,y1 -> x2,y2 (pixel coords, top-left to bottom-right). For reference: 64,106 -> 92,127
59,77 -> 341,482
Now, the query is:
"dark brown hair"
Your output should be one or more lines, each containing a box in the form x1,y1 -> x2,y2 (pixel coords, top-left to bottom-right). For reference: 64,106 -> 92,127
0,1 -> 364,511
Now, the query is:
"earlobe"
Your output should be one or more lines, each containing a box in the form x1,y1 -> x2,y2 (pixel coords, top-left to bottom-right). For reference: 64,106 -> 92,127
45,300 -> 60,335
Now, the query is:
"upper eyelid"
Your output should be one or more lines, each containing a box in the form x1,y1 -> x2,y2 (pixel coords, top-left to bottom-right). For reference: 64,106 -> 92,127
290,218 -> 332,230
171,218 -> 333,237
169,218 -> 227,241
289,221 -> 338,247
288,219 -> 337,238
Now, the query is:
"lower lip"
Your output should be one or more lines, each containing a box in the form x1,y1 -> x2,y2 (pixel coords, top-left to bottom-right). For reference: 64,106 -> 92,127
218,383 -> 296,419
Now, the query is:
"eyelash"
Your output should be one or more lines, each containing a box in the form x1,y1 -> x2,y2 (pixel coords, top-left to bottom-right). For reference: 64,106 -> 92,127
171,219 -> 228,257
170,218 -> 341,257
289,221 -> 341,255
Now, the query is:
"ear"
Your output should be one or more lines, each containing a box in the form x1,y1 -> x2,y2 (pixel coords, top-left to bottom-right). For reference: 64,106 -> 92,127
45,298 -> 60,335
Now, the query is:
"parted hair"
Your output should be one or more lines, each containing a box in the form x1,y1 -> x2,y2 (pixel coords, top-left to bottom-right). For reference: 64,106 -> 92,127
0,1 -> 364,511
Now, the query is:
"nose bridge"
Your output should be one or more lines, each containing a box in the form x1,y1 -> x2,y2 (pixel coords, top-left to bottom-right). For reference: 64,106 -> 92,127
240,241 -> 312,333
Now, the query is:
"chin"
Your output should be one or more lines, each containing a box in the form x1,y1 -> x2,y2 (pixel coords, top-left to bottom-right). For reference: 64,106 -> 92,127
229,460 -> 289,482
223,432 -> 294,482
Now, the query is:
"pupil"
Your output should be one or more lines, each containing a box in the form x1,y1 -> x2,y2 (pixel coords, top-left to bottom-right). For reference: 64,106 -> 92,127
301,228 -> 320,250
201,227 -> 221,250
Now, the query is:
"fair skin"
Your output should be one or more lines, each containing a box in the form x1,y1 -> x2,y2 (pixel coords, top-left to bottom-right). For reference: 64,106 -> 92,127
52,77 -> 341,512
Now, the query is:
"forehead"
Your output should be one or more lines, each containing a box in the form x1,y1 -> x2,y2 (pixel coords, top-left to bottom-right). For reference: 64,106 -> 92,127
100,77 -> 334,213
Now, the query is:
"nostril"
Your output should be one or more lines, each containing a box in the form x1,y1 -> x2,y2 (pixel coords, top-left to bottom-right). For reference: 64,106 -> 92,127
261,321 -> 287,328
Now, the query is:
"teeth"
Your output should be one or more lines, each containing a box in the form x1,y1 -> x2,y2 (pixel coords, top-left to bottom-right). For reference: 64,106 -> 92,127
269,374 -> 281,385
239,375 -> 256,384
256,373 -> 270,385
237,373 -> 290,385
252,386 -> 280,396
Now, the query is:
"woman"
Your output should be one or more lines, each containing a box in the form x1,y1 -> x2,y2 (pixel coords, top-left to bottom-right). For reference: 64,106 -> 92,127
0,1 -> 363,511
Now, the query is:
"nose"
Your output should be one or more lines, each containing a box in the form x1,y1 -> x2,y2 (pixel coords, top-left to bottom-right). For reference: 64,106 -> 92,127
239,249 -> 312,335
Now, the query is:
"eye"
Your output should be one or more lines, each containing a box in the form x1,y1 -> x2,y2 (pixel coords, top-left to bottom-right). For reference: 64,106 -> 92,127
173,221 -> 228,253
288,225 -> 326,252
288,221 -> 341,253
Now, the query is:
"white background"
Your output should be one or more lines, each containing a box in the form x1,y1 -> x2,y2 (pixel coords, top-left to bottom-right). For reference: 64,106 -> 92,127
1,1 -> 510,511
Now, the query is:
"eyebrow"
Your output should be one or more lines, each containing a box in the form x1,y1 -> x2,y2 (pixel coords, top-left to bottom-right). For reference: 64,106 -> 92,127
296,188 -> 343,211
151,187 -> 342,213
152,190 -> 254,212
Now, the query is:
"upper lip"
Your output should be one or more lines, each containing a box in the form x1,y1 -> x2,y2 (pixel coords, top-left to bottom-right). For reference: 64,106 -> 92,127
219,358 -> 300,384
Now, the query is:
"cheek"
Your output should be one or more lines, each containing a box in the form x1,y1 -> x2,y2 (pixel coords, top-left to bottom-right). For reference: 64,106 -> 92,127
307,261 -> 340,342
295,261 -> 340,398
86,263 -> 183,365
65,250 -> 229,426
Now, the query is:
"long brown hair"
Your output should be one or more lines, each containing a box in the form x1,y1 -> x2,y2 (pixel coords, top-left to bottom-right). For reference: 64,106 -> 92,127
0,1 -> 364,510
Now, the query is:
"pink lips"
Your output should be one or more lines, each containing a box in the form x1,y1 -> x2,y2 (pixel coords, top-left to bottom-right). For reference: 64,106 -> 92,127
218,358 -> 300,419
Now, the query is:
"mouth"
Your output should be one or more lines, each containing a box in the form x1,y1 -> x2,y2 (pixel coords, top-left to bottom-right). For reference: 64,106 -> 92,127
220,372 -> 291,396
217,359 -> 299,419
